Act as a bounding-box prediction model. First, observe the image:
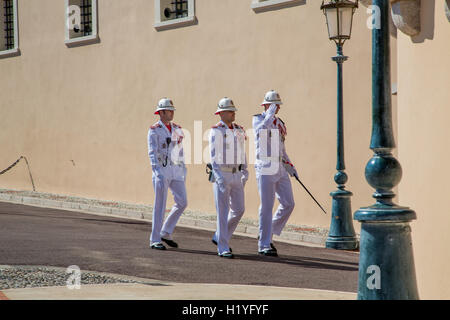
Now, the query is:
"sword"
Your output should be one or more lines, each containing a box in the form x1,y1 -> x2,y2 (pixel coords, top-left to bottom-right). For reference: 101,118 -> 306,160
293,173 -> 327,215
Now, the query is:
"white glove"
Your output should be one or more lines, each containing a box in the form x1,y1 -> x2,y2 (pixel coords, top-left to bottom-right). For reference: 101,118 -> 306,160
283,161 -> 298,177
268,103 -> 278,116
241,176 -> 248,187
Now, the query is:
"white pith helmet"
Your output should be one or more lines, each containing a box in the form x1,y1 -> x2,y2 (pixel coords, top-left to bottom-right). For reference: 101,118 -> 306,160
155,98 -> 176,115
261,90 -> 283,106
215,97 -> 238,115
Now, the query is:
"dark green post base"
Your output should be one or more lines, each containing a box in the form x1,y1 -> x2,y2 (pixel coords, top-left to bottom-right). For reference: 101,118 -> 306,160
354,151 -> 419,299
326,189 -> 359,250
355,207 -> 419,300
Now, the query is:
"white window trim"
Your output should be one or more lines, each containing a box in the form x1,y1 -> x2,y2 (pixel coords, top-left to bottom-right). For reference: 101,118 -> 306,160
251,0 -> 305,13
64,0 -> 99,47
0,0 -> 19,58
154,0 -> 196,31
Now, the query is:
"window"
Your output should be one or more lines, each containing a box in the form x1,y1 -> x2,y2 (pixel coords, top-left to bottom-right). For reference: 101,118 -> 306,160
0,0 -> 18,57
251,0 -> 305,13
154,0 -> 196,31
65,0 -> 98,46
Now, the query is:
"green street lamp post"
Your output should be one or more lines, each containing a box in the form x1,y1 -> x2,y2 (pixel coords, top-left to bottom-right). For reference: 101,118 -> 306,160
321,0 -> 359,250
354,0 -> 419,299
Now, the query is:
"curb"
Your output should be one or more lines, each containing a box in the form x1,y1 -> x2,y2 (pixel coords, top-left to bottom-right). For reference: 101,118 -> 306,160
0,189 -> 329,246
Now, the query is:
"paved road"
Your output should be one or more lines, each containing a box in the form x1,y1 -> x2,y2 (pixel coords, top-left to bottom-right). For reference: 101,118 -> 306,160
0,202 -> 359,292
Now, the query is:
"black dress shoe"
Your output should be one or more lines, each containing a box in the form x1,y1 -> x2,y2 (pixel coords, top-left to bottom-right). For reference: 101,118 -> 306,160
212,239 -> 232,253
270,243 -> 277,252
219,252 -> 234,259
258,248 -> 278,257
150,242 -> 167,250
161,238 -> 178,248
257,236 -> 277,253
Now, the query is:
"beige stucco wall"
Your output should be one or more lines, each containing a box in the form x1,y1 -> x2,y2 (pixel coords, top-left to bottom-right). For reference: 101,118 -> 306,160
0,0 -> 382,232
397,0 -> 450,300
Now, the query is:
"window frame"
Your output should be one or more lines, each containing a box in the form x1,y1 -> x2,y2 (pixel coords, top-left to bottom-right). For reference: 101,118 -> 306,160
154,0 -> 196,31
64,0 -> 99,47
0,0 -> 19,58
251,0 -> 305,13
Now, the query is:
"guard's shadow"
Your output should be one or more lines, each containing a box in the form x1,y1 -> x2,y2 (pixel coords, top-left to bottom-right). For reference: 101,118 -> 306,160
0,210 -> 150,226
172,248 -> 359,272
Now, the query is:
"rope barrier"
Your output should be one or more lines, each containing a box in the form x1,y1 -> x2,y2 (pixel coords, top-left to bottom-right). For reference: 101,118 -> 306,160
0,156 -> 36,191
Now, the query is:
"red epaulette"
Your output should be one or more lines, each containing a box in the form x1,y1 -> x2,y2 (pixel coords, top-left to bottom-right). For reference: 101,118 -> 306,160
172,122 -> 182,129
235,123 -> 248,140
150,123 -> 162,129
211,122 -> 223,129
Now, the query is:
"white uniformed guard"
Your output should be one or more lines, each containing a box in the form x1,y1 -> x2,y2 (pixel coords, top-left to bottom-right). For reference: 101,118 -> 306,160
253,90 -> 297,256
147,98 -> 187,250
209,97 -> 249,259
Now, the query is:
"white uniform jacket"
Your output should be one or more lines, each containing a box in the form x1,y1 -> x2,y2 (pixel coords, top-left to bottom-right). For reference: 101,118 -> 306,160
252,108 -> 292,177
148,120 -> 186,181
209,121 -> 249,184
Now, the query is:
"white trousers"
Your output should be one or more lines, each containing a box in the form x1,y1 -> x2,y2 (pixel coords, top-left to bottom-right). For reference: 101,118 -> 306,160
257,172 -> 295,251
150,176 -> 187,244
213,171 -> 245,255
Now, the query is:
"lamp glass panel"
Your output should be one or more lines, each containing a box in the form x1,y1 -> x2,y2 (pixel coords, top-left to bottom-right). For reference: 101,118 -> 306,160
325,8 -> 338,39
338,7 -> 354,38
